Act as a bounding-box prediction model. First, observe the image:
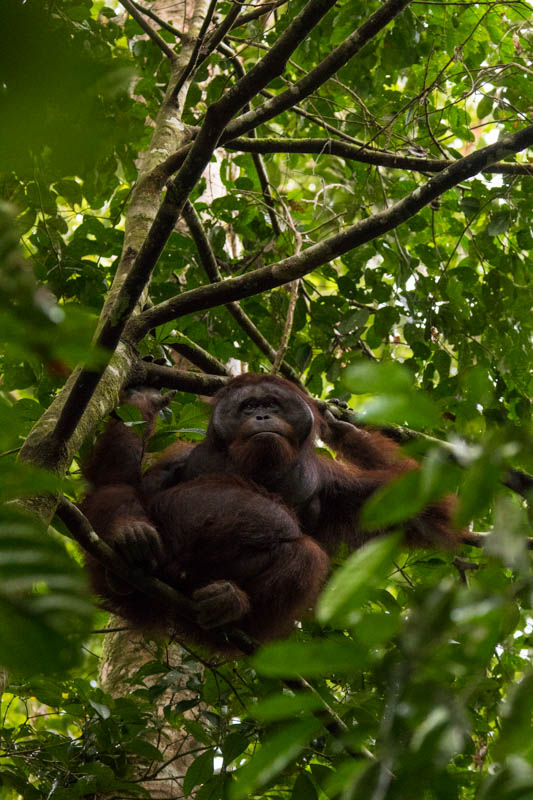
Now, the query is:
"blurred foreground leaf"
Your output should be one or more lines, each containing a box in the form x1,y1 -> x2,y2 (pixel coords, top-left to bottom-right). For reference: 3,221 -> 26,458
229,718 -> 321,800
0,508 -> 93,673
253,636 -> 365,677
317,534 -> 400,624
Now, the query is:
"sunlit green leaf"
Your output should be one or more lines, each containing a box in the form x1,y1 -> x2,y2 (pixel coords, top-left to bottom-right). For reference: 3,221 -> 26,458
495,671 -> 533,759
357,392 -> 440,428
251,691 -> 324,721
344,362 -> 412,395
252,637 -> 365,677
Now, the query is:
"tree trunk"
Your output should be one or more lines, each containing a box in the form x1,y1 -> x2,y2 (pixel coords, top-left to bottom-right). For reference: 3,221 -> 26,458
99,624 -> 205,799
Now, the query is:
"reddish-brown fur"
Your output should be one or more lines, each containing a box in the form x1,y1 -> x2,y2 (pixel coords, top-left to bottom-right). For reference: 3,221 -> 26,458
81,374 -> 460,647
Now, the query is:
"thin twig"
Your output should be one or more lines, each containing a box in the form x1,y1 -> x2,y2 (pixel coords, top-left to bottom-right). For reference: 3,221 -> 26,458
202,2 -> 244,59
170,0 -> 220,103
215,42 -> 281,236
250,150 -> 282,236
271,195 -> 302,374
357,5 -> 494,155
271,280 -> 298,375
233,0 -> 289,28
182,200 -> 300,381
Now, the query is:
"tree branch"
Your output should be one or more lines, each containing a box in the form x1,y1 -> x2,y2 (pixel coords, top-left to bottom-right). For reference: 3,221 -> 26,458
216,42 -> 282,236
201,1 -> 244,61
139,362 -> 228,392
250,149 -> 282,236
128,123 -> 533,339
226,135 -> 533,176
232,0 -> 289,29
271,280 -> 298,374
56,497 -> 197,620
168,336 -> 229,376
462,531 -> 533,549
56,497 -> 257,654
503,467 -> 533,499
270,196 -> 302,374
118,0 -> 177,61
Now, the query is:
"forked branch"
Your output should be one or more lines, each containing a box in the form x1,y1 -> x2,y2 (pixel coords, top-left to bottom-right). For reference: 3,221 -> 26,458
129,123 -> 533,338
50,0 -> 341,446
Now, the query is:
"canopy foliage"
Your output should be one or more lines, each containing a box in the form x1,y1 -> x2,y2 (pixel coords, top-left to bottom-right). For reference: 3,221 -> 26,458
0,0 -> 532,797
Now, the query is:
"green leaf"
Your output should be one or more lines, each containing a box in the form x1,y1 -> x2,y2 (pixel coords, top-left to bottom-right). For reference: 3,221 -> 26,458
126,738 -> 165,761
476,94 -> 494,119
77,761 -> 115,789
183,750 -> 214,796
196,774 -> 226,800
55,179 -> 83,206
115,404 -> 144,425
292,772 -> 318,800
486,211 -> 511,237
360,392 -> 439,428
0,508 -> 93,674
354,610 -> 401,646
252,636 -> 365,677
495,671 -> 533,759
344,362 -> 412,394
88,700 -> 111,719
456,459 -> 501,525
316,535 -> 400,624
0,462 -> 64,502
222,732 -> 250,765
0,600 -> 78,676
461,196 -> 481,216
251,692 -> 323,721
228,719 -> 321,800
359,470 -> 430,529
479,756 -> 533,800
